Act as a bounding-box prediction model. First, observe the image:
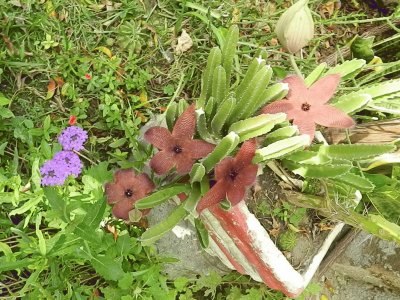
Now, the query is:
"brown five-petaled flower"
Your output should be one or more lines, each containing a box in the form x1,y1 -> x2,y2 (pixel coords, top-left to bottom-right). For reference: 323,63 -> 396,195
105,169 -> 155,220
196,139 -> 258,213
261,74 -> 355,143
145,104 -> 215,175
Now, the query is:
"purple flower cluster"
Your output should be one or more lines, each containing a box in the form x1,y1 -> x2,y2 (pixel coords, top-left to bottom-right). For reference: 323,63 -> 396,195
58,126 -> 88,151
40,126 -> 87,186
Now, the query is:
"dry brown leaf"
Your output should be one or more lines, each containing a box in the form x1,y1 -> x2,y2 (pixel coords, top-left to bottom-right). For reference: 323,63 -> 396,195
46,79 -> 56,99
175,29 -> 193,54
106,224 -> 118,241
320,1 -> 335,18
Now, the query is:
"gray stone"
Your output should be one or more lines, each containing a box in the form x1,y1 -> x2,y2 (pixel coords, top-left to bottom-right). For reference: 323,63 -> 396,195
147,201 -> 230,279
319,231 -> 400,299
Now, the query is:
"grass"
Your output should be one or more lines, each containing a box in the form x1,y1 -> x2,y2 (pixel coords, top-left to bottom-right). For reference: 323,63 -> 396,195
0,0 -> 399,299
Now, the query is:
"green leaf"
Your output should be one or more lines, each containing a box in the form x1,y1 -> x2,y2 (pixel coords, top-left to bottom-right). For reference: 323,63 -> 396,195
0,93 -> 11,106
283,160 -> 352,178
82,197 -> 107,230
198,47 -> 222,108
325,59 -> 366,80
195,218 -> 209,249
0,258 -> 35,273
0,107 -> 14,118
202,132 -> 239,172
211,66 -> 227,106
0,141 -> 7,155
360,153 -> 400,171
304,62 -> 327,87
165,102 -> 177,130
9,194 -> 42,216
211,93 -> 236,136
190,163 -> 206,184
109,138 -> 127,148
254,135 -> 309,163
140,204 -> 188,246
368,187 -> 400,225
135,184 -> 191,209
332,93 -> 371,114
118,272 -> 134,290
221,25 -> 239,83
229,113 -> 286,142
359,79 -> 400,98
263,125 -> 298,144
318,144 -> 396,161
368,91 -> 400,114
285,150 -> 332,165
335,172 -> 375,192
367,214 -> 400,243
91,254 -> 125,281
0,242 -> 13,261
85,162 -> 113,185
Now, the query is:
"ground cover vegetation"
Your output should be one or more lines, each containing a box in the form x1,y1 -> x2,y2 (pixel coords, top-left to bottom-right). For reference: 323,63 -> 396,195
1,0 -> 400,299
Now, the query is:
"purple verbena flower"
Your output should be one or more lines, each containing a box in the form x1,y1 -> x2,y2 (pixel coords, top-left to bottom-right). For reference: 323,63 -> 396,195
58,126 -> 88,151
53,151 -> 83,177
40,159 -> 69,186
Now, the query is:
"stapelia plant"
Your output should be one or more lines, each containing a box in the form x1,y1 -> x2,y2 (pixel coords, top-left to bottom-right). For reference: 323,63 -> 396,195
144,104 -> 215,175
196,139 -> 258,213
105,169 -> 155,220
103,24 -> 400,298
261,74 -> 355,142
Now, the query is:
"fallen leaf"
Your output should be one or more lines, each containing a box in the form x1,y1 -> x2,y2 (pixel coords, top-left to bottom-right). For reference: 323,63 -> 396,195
54,77 -> 64,87
135,111 -> 147,123
269,227 -> 280,238
45,0 -> 58,18
139,90 -> 150,108
269,38 -> 278,46
95,46 -> 113,58
106,224 -> 118,241
175,29 -> 193,54
319,1 -> 335,18
2,35 -> 15,54
46,79 -> 56,99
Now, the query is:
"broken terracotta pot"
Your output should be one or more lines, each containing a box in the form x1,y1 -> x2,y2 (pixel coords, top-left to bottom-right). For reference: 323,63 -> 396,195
201,200 -> 344,298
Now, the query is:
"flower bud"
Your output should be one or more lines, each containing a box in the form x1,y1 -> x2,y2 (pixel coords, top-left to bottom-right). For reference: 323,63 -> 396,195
275,0 -> 314,53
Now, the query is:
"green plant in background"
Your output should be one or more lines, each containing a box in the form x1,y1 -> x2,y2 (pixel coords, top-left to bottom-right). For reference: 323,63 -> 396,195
1,0 -> 400,298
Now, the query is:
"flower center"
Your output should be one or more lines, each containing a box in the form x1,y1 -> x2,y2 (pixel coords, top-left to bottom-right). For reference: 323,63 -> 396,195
71,134 -> 78,141
124,189 -> 134,198
173,145 -> 182,154
301,102 -> 311,111
229,169 -> 239,181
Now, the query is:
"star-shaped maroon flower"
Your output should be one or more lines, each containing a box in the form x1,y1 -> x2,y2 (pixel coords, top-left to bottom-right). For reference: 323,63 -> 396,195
105,169 -> 155,220
145,104 -> 215,175
196,139 -> 258,213
261,74 -> 355,143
